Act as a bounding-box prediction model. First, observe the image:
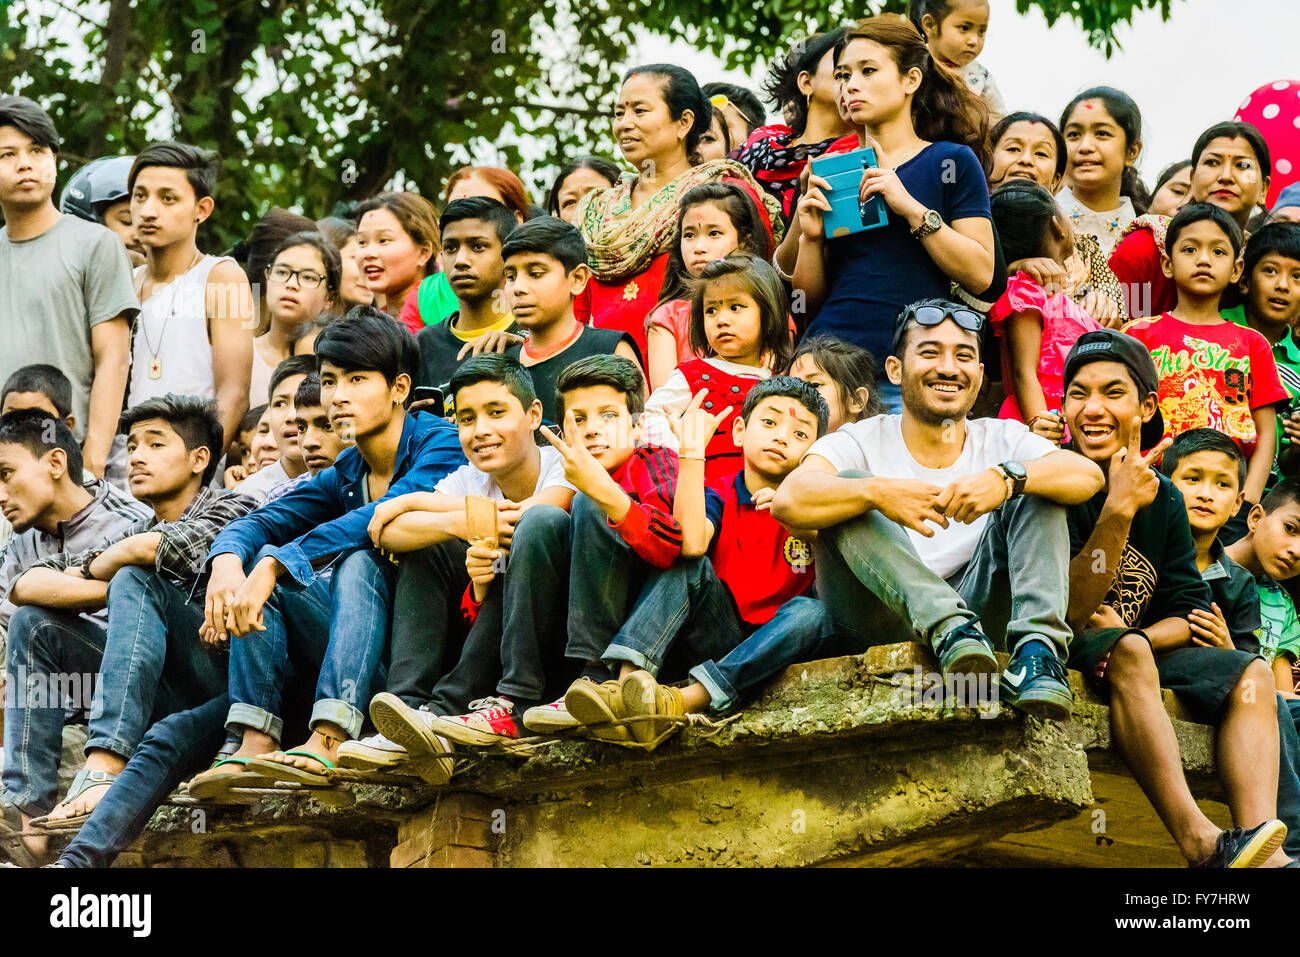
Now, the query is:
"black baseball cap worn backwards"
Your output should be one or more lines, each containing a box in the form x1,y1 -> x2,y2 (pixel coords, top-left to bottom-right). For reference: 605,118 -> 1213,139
1063,329 -> 1165,450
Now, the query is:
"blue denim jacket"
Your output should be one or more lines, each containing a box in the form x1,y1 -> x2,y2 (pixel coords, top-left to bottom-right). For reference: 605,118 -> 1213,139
208,412 -> 466,584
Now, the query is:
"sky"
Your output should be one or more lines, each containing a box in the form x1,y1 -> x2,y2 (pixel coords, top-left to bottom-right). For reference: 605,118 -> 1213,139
630,0 -> 1300,182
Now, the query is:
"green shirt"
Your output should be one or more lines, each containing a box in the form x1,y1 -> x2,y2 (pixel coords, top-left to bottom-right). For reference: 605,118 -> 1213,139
1255,575 -> 1300,664
416,272 -> 460,328
1224,304 -> 1300,463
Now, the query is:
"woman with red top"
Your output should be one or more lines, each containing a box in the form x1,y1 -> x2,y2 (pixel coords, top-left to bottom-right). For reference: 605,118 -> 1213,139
574,63 -> 783,360
354,191 -> 438,331
734,28 -> 859,221
1111,121 -> 1272,319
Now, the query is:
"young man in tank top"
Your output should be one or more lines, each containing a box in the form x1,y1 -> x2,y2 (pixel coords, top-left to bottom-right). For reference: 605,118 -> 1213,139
128,142 -> 254,451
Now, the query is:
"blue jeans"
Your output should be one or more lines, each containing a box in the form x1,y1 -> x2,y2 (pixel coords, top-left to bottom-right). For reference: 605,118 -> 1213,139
565,492 -> 650,666
58,695 -> 230,868
226,546 -> 395,740
87,566 -> 226,760
2,607 -> 106,816
1278,695 -> 1300,858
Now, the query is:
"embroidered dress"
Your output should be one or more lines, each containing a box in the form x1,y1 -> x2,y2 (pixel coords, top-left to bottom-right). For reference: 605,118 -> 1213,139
1057,187 -> 1136,257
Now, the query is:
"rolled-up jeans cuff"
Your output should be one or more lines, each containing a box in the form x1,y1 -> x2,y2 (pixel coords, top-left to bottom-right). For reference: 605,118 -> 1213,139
688,661 -> 735,713
310,699 -> 363,739
226,703 -> 283,742
3,788 -> 45,819
601,642 -> 659,677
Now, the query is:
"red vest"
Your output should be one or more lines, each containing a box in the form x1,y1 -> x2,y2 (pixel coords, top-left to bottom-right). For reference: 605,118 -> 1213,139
678,358 -> 761,483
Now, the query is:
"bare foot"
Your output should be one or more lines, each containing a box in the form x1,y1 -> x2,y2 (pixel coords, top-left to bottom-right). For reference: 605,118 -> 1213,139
46,751 -> 125,823
256,728 -> 346,774
188,732 -> 277,788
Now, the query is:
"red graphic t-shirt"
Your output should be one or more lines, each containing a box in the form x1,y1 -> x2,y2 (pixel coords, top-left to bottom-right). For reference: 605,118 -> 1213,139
1121,314 -> 1289,458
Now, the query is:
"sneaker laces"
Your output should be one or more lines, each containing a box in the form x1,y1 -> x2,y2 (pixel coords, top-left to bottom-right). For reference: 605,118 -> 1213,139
1014,650 -> 1068,683
466,696 -> 513,715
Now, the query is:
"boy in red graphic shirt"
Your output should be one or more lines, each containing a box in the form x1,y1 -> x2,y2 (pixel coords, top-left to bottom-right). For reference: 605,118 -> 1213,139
1122,203 -> 1288,507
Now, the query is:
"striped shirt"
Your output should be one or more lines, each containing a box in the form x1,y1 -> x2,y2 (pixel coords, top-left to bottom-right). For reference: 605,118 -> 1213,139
0,479 -> 151,632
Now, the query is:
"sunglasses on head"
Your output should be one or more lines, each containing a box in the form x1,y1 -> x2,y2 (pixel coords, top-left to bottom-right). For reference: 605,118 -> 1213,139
892,302 -> 986,353
709,94 -> 734,111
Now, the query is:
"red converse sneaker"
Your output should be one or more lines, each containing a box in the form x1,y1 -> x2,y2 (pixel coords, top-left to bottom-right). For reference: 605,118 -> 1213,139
430,696 -> 520,746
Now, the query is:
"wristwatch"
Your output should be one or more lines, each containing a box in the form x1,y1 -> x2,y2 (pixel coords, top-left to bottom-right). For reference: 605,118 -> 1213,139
997,461 -> 1028,499
911,208 -> 943,240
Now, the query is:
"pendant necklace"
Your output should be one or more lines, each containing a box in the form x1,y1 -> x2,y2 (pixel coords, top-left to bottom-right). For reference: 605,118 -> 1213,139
142,251 -> 202,380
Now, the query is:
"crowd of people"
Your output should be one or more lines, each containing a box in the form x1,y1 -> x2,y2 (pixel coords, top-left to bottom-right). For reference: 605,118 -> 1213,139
3,1 -> 1300,870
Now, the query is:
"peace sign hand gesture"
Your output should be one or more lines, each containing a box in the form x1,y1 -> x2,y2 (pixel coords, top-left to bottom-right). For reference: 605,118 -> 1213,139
540,412 -> 614,497
1106,417 -> 1172,520
671,389 -> 733,461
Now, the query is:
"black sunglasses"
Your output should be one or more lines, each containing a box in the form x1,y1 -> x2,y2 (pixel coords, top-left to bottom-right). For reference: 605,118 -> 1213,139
892,302 -> 985,354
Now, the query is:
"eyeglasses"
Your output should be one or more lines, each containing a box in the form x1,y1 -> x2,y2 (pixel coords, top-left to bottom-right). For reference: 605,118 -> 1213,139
267,264 -> 326,289
892,301 -> 986,353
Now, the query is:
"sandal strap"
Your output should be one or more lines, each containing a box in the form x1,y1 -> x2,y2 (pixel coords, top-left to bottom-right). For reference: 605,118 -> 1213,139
281,749 -> 337,770
66,767 -> 117,801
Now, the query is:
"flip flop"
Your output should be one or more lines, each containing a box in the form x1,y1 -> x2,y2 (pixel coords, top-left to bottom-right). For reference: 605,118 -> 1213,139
244,749 -> 337,787
30,768 -> 118,833
185,758 -> 276,803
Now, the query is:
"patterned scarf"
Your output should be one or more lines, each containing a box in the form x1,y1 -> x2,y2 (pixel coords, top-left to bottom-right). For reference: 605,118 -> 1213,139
575,159 -> 785,282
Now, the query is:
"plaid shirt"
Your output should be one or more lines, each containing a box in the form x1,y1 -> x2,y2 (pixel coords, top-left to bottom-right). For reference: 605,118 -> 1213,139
38,486 -> 259,601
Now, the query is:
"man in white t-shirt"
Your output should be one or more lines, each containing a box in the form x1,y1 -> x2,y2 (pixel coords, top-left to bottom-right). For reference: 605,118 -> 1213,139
772,299 -> 1104,719
350,355 -> 575,770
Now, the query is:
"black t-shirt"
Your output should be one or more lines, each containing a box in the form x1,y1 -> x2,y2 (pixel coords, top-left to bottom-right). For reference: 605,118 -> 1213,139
416,313 -> 519,392
1067,471 -> 1212,629
506,324 -> 639,425
1203,539 -> 1263,655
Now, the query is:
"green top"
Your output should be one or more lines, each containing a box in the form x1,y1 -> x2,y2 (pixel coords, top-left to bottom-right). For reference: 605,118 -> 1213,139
1256,575 -> 1300,665
1224,304 -> 1300,468
417,272 -> 460,328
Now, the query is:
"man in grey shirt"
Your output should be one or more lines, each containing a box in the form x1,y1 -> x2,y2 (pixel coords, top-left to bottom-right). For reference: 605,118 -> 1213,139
0,95 -> 136,481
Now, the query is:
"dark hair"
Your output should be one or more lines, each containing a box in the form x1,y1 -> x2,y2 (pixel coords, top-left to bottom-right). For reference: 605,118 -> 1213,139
316,216 -> 357,249
623,64 -> 713,156
294,373 -> 321,411
443,166 -> 532,222
688,254 -> 792,371
447,354 -> 538,412
439,196 -> 519,247
1153,159 -> 1193,196
1243,222 -> 1300,279
763,29 -> 848,137
907,0 -> 955,33
269,354 -> 317,403
266,231 -> 342,322
1160,427 -> 1246,488
1262,476 -> 1300,515
657,182 -> 774,307
691,106 -> 733,163
501,215 -> 588,273
701,82 -> 766,134
2,364 -> 72,420
836,17 -> 990,170
0,409 -> 81,477
233,208 -> 316,285
740,375 -> 829,437
314,305 -> 419,386
1059,87 -> 1149,214
0,95 -> 59,153
990,111 -> 1067,180
120,394 -> 224,485
128,142 -> 220,200
790,336 -> 882,419
545,156 -> 623,217
356,191 -> 440,270
1191,121 -> 1272,182
1165,202 -> 1244,257
238,403 -> 268,437
990,180 -> 1062,265
555,354 -> 647,421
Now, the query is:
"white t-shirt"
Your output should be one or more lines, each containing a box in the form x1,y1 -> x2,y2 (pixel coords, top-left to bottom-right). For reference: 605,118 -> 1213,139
807,414 -> 1057,580
234,460 -> 292,502
434,445 -> 575,501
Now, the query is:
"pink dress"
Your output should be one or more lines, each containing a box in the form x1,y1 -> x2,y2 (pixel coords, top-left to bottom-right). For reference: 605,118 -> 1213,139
990,271 -> 1103,421
645,298 -> 699,366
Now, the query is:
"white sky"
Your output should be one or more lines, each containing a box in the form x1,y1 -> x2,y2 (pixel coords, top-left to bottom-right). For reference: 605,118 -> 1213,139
631,0 -> 1300,182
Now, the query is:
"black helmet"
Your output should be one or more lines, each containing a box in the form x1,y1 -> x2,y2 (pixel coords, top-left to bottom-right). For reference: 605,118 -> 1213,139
59,155 -> 136,223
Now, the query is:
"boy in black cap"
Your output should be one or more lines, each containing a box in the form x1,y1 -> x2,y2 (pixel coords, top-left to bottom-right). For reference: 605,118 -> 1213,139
1062,328 -> 1290,867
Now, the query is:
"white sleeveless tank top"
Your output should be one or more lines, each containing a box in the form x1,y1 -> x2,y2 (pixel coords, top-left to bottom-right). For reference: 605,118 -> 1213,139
129,254 -> 234,406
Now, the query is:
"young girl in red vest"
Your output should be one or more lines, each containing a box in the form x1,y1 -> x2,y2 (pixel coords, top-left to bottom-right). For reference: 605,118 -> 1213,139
641,253 -> 793,481
645,182 -> 774,390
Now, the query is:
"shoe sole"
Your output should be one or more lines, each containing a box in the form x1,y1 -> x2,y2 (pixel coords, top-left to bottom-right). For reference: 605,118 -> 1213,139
1230,820 -> 1287,868
426,716 -> 514,748
564,682 -> 621,726
939,638 -> 1000,677
621,671 -> 665,745
336,745 -> 409,770
369,693 -> 455,784
521,707 -> 582,734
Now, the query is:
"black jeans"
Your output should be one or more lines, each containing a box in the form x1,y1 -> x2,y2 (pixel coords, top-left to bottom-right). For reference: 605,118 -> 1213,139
387,538 -> 473,708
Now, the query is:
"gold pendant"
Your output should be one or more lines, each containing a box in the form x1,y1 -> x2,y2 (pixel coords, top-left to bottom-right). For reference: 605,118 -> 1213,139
149,356 -> 162,380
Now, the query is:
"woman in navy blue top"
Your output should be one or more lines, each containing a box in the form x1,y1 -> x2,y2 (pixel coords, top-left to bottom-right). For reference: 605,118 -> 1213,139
775,15 -> 995,411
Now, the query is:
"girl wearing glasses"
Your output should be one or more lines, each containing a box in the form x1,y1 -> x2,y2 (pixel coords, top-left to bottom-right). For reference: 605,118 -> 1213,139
250,232 -> 342,401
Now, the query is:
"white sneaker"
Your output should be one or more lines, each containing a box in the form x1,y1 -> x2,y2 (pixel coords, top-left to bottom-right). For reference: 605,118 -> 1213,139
337,732 -> 408,770
369,693 -> 456,785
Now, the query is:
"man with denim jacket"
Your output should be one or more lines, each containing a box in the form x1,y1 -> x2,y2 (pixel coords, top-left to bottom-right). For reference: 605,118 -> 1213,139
192,309 -> 464,791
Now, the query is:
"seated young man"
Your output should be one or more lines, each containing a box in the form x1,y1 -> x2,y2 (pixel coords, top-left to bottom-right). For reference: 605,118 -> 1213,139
234,354 -> 314,501
415,197 -> 520,398
352,354 -> 575,769
568,377 -> 835,747
1062,329 -> 1288,867
0,364 -> 96,490
11,396 -> 257,833
49,378 -> 360,868
192,308 -> 464,791
0,411 -> 151,864
772,299 -> 1104,720
369,354 -> 681,750
501,216 -> 642,424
